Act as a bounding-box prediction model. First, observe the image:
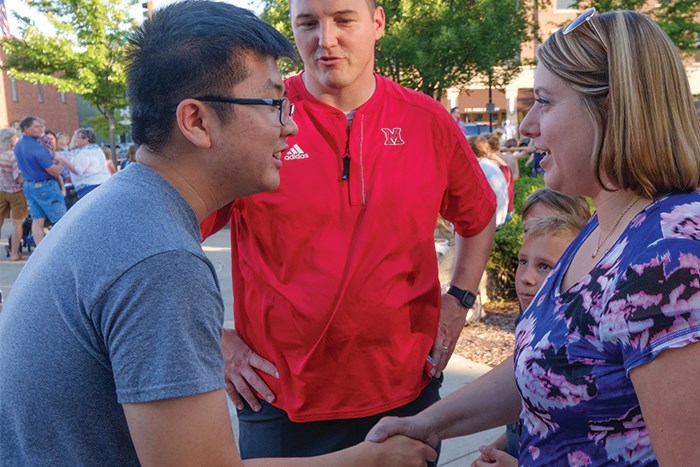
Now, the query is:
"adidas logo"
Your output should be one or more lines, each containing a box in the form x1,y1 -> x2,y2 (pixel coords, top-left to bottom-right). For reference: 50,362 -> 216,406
284,144 -> 309,160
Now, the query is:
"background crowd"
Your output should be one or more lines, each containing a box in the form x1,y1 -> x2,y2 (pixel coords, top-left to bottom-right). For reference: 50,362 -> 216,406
0,118 -> 137,260
0,1 -> 698,466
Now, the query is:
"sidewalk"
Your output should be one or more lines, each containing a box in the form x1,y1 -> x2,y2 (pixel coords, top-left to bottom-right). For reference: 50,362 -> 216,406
1,223 -> 500,466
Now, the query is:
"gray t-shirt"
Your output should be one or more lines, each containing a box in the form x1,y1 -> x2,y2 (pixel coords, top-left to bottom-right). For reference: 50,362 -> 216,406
0,163 -> 225,466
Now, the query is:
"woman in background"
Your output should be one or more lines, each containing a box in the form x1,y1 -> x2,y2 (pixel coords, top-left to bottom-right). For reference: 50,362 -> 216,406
55,128 -> 111,199
102,147 -> 117,175
0,127 -> 27,261
120,144 -> 138,170
469,135 -> 508,229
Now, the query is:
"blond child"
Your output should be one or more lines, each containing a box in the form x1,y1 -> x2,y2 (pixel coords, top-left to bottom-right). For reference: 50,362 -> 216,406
522,188 -> 590,227
473,190 -> 590,467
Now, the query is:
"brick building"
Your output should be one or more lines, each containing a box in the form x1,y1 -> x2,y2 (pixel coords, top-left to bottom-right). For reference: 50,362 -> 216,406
0,52 -> 80,135
444,2 -> 700,132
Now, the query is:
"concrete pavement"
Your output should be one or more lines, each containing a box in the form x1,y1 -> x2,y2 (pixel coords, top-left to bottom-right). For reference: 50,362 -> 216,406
0,222 -> 502,466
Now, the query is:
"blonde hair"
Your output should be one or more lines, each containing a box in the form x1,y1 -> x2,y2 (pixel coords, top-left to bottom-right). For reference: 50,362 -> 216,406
537,10 -> 700,197
485,134 -> 500,152
468,135 -> 490,159
522,188 -> 591,230
522,215 -> 583,243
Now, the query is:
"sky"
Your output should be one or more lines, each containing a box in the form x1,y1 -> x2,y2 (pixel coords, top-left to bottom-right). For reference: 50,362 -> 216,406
3,0 -> 264,36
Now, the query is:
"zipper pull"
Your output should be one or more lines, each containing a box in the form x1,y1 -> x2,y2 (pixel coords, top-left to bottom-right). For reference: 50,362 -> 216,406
341,153 -> 350,181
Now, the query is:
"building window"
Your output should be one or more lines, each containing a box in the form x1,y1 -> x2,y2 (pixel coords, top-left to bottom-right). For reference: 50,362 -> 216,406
61,92 -> 67,104
37,84 -> 44,103
555,0 -> 577,9
11,78 -> 18,102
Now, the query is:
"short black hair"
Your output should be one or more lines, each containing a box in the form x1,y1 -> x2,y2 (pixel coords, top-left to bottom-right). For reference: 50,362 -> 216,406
126,0 -> 295,153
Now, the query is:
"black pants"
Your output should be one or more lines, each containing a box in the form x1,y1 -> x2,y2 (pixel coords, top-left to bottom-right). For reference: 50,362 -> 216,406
237,375 -> 443,465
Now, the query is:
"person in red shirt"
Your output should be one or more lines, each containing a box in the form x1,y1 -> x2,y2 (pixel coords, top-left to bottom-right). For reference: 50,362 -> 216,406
201,0 -> 496,461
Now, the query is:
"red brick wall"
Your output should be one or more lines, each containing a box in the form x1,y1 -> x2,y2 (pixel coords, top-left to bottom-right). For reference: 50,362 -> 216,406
1,72 -> 80,135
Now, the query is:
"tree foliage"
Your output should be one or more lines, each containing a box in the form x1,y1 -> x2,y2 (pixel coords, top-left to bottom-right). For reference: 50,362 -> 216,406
261,0 -> 528,99
377,0 -> 527,98
84,113 -> 129,142
578,0 -> 700,56
1,0 -> 137,165
260,0 -> 293,39
260,0 -> 296,75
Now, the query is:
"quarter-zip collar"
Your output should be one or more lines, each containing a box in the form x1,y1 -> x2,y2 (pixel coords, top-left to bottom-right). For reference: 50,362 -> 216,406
286,71 -> 385,117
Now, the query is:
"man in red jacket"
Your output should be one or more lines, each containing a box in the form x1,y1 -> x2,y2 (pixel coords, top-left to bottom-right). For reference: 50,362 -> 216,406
201,0 -> 496,461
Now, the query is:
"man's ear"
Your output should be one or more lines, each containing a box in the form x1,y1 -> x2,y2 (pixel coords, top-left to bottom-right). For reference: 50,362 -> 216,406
374,6 -> 386,40
175,99 -> 214,149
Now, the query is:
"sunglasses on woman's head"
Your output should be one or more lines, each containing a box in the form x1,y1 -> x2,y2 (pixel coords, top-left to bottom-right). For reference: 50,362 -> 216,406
563,7 -> 606,49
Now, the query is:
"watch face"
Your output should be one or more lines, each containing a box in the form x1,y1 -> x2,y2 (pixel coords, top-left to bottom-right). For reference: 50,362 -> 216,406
448,286 -> 476,308
462,293 -> 476,308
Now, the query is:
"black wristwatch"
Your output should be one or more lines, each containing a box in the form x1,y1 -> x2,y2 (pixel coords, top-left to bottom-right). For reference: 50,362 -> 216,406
447,285 -> 478,309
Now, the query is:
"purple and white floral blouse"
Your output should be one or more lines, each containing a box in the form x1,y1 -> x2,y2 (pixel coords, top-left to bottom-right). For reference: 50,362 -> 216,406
514,190 -> 700,466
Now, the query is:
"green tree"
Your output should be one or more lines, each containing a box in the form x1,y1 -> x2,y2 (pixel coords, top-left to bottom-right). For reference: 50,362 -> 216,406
261,0 -> 529,99
1,0 -> 137,166
578,0 -> 700,55
261,0 -> 293,40
84,113 -> 130,143
260,0 -> 297,78
378,0 -> 527,98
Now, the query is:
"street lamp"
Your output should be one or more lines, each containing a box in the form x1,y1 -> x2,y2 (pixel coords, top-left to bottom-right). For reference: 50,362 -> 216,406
486,73 -> 494,132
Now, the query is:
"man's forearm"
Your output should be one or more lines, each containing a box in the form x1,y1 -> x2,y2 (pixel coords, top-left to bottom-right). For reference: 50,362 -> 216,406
450,214 -> 496,292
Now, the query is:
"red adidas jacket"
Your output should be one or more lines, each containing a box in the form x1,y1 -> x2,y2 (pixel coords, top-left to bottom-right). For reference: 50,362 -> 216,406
201,73 -> 495,422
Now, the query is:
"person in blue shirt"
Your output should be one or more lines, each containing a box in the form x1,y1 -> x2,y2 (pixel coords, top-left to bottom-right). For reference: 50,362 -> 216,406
13,116 -> 66,245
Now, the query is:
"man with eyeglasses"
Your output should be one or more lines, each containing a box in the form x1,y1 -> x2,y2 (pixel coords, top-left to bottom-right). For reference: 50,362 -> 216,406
0,2 -> 439,465
14,115 -> 66,245
201,0 -> 497,462
1,2 -> 425,466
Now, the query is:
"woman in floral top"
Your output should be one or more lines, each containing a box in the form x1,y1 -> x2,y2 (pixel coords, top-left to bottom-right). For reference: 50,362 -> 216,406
367,9 -> 700,466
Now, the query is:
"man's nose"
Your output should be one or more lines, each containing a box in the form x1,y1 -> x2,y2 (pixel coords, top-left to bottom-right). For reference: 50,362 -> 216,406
283,115 -> 299,138
318,21 -> 338,48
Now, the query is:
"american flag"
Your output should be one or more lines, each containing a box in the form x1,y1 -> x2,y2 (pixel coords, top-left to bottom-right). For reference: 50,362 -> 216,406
0,0 -> 11,39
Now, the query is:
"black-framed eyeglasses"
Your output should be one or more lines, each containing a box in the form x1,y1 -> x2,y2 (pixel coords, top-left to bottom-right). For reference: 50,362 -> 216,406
563,7 -> 605,48
194,96 -> 295,126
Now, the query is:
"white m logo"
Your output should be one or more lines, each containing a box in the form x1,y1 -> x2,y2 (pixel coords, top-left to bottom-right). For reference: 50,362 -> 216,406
381,128 -> 405,146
